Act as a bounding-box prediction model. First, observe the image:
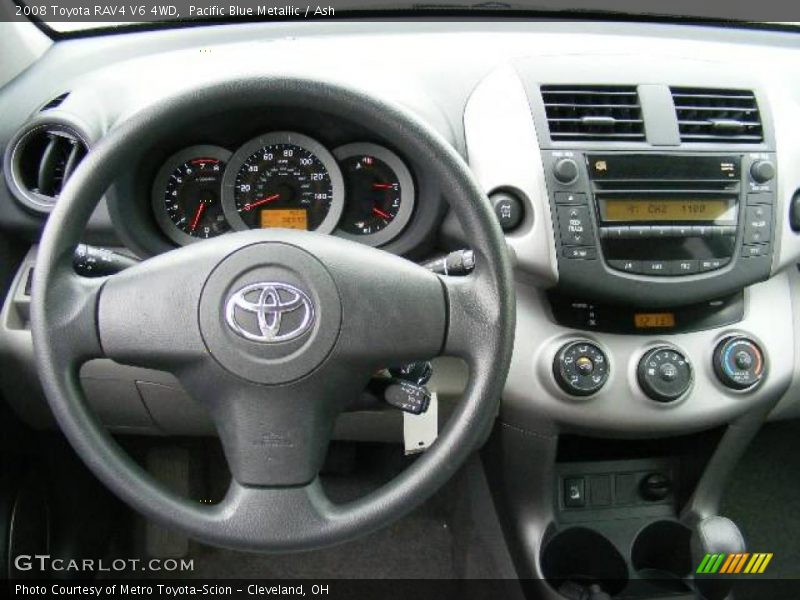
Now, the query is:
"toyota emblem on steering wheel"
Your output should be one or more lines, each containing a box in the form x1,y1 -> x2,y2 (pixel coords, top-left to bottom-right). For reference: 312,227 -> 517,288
224,282 -> 315,343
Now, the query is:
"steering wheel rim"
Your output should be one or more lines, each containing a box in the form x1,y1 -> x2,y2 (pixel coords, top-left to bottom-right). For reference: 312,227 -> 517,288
30,77 -> 515,552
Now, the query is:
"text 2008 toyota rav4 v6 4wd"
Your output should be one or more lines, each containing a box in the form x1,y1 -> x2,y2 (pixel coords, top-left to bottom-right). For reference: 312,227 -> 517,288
0,2 -> 799,599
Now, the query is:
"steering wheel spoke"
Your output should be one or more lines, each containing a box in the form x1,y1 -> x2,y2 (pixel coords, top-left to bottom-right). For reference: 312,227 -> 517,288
440,265 -> 502,363
34,266 -> 107,368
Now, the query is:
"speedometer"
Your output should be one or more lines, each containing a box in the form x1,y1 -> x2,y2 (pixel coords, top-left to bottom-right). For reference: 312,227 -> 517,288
222,132 -> 344,234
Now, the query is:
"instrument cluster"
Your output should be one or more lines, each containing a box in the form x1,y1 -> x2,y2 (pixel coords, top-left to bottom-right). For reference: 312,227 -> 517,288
152,132 -> 415,247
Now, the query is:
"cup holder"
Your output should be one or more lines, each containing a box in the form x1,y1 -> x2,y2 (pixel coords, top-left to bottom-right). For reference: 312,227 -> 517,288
541,527 -> 629,597
631,520 -> 692,591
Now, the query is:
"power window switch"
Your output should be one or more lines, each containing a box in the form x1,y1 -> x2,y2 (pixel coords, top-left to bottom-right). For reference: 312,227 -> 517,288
564,477 -> 586,508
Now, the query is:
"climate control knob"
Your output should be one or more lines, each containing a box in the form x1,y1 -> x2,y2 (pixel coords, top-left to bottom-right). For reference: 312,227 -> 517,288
553,158 -> 579,184
553,341 -> 609,396
713,336 -> 765,390
638,346 -> 693,402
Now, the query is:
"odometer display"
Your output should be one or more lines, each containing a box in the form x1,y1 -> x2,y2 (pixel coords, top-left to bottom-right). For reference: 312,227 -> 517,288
223,133 -> 344,234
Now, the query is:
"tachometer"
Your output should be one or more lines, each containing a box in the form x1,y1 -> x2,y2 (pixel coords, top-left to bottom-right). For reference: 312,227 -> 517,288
152,145 -> 231,245
222,132 -> 344,234
333,143 -> 415,246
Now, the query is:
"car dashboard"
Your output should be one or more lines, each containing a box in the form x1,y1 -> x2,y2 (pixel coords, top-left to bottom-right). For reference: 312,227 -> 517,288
3,18 -> 800,595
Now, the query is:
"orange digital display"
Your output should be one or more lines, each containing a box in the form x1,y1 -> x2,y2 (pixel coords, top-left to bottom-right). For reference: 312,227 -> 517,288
601,199 -> 732,222
260,209 -> 308,230
634,313 -> 676,329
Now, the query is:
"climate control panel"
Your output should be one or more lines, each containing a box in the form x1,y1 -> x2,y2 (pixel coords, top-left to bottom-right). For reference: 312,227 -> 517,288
552,336 -> 767,401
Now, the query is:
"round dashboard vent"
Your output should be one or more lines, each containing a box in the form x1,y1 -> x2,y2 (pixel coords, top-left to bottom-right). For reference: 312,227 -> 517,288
4,121 -> 88,213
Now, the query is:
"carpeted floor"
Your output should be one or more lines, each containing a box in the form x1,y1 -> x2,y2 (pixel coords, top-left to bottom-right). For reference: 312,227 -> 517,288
721,420 -> 800,582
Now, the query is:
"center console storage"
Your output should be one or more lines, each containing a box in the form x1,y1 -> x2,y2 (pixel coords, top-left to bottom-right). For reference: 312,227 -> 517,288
538,432 -> 725,599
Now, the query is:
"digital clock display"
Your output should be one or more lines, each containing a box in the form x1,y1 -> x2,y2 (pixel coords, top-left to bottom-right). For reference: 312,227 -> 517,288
634,313 -> 676,329
600,199 -> 734,223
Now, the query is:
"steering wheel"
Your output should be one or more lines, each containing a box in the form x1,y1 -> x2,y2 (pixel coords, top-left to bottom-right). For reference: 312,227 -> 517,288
30,77 -> 515,552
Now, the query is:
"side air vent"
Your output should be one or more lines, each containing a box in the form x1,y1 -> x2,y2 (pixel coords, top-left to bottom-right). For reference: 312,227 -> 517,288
541,85 -> 645,142
39,92 -> 70,112
671,88 -> 763,143
4,123 -> 88,213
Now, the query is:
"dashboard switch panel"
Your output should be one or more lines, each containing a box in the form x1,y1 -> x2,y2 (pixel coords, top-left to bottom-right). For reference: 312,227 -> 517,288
638,346 -> 693,402
713,336 -> 766,390
553,341 -> 609,396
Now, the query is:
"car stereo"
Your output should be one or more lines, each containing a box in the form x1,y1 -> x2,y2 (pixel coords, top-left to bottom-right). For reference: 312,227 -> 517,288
543,151 -> 776,307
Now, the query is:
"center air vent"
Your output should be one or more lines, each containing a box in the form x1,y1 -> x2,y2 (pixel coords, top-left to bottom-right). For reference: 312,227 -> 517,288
4,122 -> 88,213
541,85 -> 645,142
671,88 -> 763,143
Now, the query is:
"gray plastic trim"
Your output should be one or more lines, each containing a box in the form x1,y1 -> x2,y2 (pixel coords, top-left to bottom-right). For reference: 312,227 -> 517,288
463,64 -> 559,288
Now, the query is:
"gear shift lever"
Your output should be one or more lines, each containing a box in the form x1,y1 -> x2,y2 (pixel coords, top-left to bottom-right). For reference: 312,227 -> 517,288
691,516 -> 746,600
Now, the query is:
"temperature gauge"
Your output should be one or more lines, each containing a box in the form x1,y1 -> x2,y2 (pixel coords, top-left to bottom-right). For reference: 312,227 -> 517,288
334,143 -> 415,247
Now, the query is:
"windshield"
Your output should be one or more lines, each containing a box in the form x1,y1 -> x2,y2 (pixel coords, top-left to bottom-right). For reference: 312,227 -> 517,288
9,0 -> 800,34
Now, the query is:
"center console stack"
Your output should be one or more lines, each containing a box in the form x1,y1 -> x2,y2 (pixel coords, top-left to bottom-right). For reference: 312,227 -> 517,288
544,150 -> 776,308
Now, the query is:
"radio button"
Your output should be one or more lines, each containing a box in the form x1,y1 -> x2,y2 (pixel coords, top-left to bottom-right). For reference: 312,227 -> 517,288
675,225 -> 693,237
741,244 -> 769,258
699,257 -> 730,272
642,260 -> 670,276
694,225 -> 714,238
563,246 -> 597,260
750,160 -> 775,184
629,225 -> 652,238
608,259 -> 641,273
558,206 -> 594,246
673,260 -> 699,275
747,193 -> 774,206
554,158 -> 580,184
651,226 -> 671,238
744,205 -> 772,245
555,191 -> 587,205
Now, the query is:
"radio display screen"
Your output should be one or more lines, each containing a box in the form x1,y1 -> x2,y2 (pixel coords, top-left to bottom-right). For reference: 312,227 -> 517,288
599,198 -> 735,223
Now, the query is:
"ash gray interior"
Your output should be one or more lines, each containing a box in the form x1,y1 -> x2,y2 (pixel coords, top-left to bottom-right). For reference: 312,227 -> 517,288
1,17 -> 800,598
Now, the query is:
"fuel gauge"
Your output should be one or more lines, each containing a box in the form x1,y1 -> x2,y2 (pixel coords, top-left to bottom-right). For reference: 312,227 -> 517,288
334,143 -> 415,247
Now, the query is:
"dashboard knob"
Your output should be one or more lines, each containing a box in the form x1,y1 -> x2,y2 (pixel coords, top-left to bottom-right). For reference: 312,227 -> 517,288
553,341 -> 609,397
640,472 -> 672,501
750,160 -> 775,184
637,346 -> 693,402
713,336 -> 765,390
553,158 -> 579,184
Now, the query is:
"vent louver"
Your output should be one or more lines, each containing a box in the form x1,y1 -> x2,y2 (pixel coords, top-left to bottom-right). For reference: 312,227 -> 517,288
39,92 -> 70,112
671,87 -> 763,143
5,124 -> 88,212
541,85 -> 645,142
